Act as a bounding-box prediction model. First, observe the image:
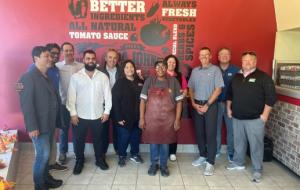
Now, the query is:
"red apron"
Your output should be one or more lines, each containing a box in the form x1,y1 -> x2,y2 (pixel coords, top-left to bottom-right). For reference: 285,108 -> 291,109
142,78 -> 177,144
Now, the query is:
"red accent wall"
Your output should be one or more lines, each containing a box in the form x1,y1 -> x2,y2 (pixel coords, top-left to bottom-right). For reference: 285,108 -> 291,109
0,0 -> 277,142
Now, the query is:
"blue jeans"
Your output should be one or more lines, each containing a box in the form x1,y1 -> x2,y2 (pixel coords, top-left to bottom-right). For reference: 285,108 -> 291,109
216,102 -> 234,156
59,105 -> 71,154
117,123 -> 141,157
31,133 -> 52,185
150,144 -> 169,168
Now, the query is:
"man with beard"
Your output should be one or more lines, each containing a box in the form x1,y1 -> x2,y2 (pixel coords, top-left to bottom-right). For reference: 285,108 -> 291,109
66,50 -> 112,174
56,42 -> 83,164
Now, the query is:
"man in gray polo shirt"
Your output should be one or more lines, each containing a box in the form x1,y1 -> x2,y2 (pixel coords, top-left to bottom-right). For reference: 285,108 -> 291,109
188,47 -> 224,176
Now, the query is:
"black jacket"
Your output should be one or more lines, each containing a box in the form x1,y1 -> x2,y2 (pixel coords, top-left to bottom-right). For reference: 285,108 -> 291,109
98,63 -> 122,83
227,69 -> 276,120
112,77 -> 144,130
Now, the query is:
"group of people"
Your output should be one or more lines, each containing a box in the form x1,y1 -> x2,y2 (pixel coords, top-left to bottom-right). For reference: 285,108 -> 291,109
18,43 -> 276,190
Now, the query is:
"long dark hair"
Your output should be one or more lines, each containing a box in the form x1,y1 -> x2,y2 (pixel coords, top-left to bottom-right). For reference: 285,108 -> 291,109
163,54 -> 180,74
121,59 -> 138,79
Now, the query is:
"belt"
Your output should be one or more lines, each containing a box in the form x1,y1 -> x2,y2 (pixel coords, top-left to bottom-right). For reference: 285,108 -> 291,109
194,99 -> 208,105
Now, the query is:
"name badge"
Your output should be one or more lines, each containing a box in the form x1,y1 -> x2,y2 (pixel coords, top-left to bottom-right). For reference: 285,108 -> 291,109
228,73 -> 232,76
249,78 -> 256,82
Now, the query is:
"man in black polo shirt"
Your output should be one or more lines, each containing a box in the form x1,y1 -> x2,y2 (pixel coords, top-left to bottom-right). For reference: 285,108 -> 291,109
226,52 -> 276,183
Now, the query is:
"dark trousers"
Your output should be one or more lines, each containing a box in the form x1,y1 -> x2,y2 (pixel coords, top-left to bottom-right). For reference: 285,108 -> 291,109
169,143 -> 177,155
192,103 -> 218,165
72,118 -> 104,163
117,123 -> 141,157
59,105 -> 71,154
102,115 -> 118,154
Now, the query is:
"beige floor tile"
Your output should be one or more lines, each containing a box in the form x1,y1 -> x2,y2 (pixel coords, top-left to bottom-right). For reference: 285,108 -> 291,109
62,184 -> 87,190
178,163 -> 202,175
13,184 -> 34,190
209,187 -> 235,190
89,173 -> 115,185
66,173 -> 93,184
205,175 -> 232,187
270,175 -> 300,188
160,185 -> 185,190
227,175 -> 256,188
253,176 -> 281,188
86,184 -> 111,190
136,185 -> 161,190
182,174 -> 207,186
138,164 -> 151,175
185,185 -> 210,190
113,173 -> 137,185
233,188 -> 258,190
160,174 -> 183,186
137,174 -> 160,185
111,184 -> 136,190
116,162 -> 138,174
256,187 -> 282,190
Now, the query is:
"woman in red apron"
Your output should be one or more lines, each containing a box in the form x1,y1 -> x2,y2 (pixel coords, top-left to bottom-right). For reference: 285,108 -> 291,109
139,60 -> 183,177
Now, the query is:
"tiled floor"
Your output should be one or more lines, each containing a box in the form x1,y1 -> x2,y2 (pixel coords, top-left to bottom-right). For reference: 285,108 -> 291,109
14,150 -> 300,190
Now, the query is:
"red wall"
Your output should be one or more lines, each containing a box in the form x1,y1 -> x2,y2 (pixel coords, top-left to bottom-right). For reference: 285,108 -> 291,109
0,0 -> 277,142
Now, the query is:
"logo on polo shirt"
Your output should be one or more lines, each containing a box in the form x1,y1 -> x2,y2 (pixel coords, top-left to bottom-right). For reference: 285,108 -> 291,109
249,78 -> 256,82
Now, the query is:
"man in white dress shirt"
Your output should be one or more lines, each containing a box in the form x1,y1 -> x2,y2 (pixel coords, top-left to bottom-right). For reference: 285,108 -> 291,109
56,42 -> 84,164
66,50 -> 112,175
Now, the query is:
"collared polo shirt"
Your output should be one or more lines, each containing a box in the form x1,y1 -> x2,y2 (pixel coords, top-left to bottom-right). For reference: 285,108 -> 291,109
218,64 -> 240,101
188,63 -> 224,100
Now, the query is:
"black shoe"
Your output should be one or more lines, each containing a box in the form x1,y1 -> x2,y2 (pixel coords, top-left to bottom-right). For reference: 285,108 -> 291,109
35,184 -> 49,190
130,155 -> 144,164
96,158 -> 109,170
73,161 -> 84,175
49,162 -> 68,171
148,164 -> 159,176
45,176 -> 63,189
160,167 -> 170,177
118,157 -> 126,167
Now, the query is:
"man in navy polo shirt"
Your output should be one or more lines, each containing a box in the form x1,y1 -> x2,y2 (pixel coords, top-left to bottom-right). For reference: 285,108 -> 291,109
216,48 -> 239,162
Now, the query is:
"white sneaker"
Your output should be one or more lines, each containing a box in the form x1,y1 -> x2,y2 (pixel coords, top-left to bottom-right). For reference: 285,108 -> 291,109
226,163 -> 246,170
252,172 -> 262,183
170,154 -> 177,161
204,162 -> 214,176
192,156 -> 206,166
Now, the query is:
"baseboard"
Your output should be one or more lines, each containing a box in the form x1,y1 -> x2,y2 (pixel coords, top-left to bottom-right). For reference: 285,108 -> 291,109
19,143 -> 228,154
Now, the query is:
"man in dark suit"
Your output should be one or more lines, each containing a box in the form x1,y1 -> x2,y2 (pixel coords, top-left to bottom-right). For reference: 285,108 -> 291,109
19,46 -> 63,190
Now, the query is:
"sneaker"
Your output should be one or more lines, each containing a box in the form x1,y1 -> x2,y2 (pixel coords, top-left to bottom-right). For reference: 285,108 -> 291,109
160,166 -> 170,177
118,157 -> 126,167
227,154 -> 234,163
204,162 -> 214,176
58,153 -> 66,164
252,172 -> 262,183
148,164 -> 159,176
226,163 -> 246,170
169,154 -> 177,161
96,158 -> 109,170
192,156 -> 206,166
73,161 -> 83,175
49,162 -> 68,171
215,153 -> 221,158
130,155 -> 144,163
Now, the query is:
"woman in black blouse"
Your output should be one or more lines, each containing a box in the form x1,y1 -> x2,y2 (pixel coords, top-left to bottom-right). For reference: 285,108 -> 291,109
112,60 -> 144,167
